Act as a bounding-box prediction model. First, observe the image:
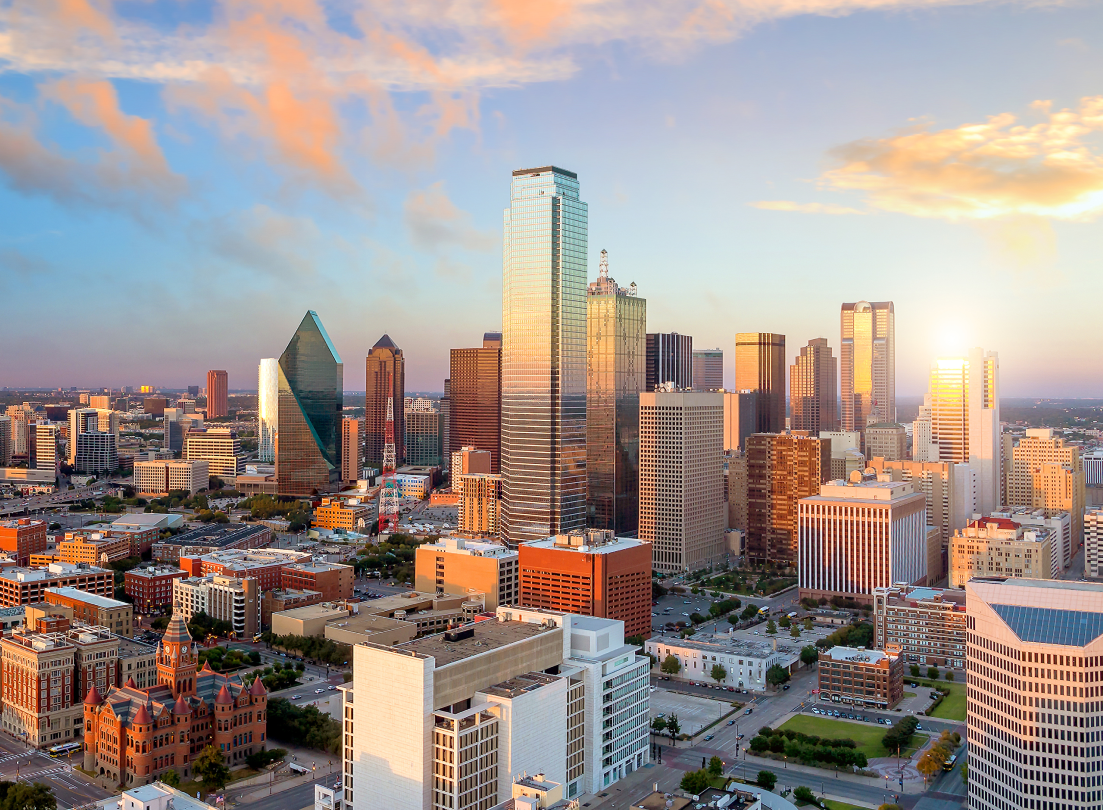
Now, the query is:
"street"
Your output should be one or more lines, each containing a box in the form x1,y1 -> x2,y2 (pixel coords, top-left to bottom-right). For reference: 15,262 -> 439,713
0,734 -> 112,810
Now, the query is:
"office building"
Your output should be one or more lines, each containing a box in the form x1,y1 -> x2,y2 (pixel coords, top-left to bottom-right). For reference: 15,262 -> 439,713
57,531 -> 132,565
501,166 -> 587,546
872,585 -> 967,670
0,563 -> 113,607
33,423 -> 59,474
173,574 -> 259,637
183,428 -> 244,480
639,389 -> 725,573
133,459 -> 209,496
839,300 -> 895,436
790,338 -> 838,434
746,432 -> 829,565
645,332 -> 692,391
452,446 -> 493,476
206,370 -> 228,418
519,530 -> 651,638
990,506 -> 1072,576
313,497 -> 372,532
1086,507 -> 1103,578
124,566 -> 188,613
340,417 -> 361,485
4,405 -> 32,457
865,423 -> 907,462
1085,449 -> 1103,487
151,524 -> 272,562
0,519 -> 47,566
45,587 -> 132,636
414,537 -> 518,610
950,516 -> 1056,587
1,626 -> 80,747
343,605 -> 649,810
404,400 -> 441,467
817,646 -> 903,710
258,358 -> 279,463
735,333 -> 786,433
722,390 -> 758,453
178,548 -> 310,590
74,431 -> 118,475
725,452 -> 748,531
0,416 -> 9,466
798,472 -> 929,606
164,408 -> 203,455
281,561 -> 353,601
586,250 -> 646,534
964,577 -> 1103,810
1005,428 -> 1086,557
68,407 -> 118,468
365,334 -> 405,469
912,394 -> 938,462
867,458 -> 962,568
457,473 -> 502,537
692,348 -> 724,391
276,311 -> 343,496
449,333 -> 502,473
820,430 -> 864,481
927,348 -> 1001,515
84,615 -> 268,785
644,635 -> 792,691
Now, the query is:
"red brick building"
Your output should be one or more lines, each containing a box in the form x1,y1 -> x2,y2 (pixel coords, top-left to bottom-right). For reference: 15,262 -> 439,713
0,563 -> 113,607
0,519 -> 48,566
84,615 -> 268,787
281,561 -> 353,601
518,530 -> 652,639
124,566 -> 188,613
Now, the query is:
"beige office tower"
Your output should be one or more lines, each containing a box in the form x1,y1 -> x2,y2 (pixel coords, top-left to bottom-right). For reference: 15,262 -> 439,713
820,430 -> 863,480
735,333 -> 786,434
927,348 -> 1001,515
790,338 -> 838,435
950,516 -> 1056,587
5,405 -> 33,457
340,417 -> 361,485
1005,428 -> 1086,555
457,474 -> 502,537
1086,508 -> 1103,578
865,423 -> 907,461
639,389 -> 725,573
840,301 -> 895,436
722,390 -> 757,453
912,394 -> 938,462
867,458 -> 959,554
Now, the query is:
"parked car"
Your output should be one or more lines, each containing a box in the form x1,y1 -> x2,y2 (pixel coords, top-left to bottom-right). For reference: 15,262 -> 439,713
782,684 -> 790,690
292,695 -> 302,700
727,720 -> 735,726
704,735 -> 714,741
745,708 -> 753,715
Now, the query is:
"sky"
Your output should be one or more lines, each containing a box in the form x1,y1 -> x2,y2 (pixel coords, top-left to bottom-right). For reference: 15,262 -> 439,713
2,0 -> 1103,397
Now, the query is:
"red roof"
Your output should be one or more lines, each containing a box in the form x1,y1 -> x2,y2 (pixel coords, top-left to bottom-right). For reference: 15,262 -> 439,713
84,683 -> 104,705
132,703 -> 153,725
215,684 -> 234,705
249,676 -> 267,697
969,517 -> 1019,530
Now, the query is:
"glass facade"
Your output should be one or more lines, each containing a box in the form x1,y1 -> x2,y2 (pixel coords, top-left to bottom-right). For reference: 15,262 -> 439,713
840,300 -> 895,433
586,251 -> 646,534
276,311 -> 343,496
645,333 -> 693,391
734,332 -> 786,433
258,358 -> 278,463
501,166 -> 588,545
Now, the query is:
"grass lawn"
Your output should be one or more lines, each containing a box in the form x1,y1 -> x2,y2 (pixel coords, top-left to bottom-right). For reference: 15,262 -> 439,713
822,800 -> 870,810
778,715 -> 927,759
903,692 -> 916,699
912,679 -> 966,721
177,767 -> 261,797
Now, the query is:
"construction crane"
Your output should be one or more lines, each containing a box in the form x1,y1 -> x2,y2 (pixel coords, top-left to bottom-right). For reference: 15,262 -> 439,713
378,372 -> 400,534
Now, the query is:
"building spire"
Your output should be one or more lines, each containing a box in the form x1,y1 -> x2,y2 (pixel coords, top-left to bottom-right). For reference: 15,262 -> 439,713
599,249 -> 609,280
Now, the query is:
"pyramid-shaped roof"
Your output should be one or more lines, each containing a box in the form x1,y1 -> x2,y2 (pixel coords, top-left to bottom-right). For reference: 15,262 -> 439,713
84,683 -> 104,705
249,676 -> 267,696
373,333 -> 399,350
162,614 -> 192,645
215,684 -> 234,705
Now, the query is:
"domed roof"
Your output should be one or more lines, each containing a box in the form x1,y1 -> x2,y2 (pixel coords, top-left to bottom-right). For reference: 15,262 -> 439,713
84,684 -> 104,705
215,684 -> 234,705
132,703 -> 153,725
172,696 -> 192,715
249,676 -> 267,696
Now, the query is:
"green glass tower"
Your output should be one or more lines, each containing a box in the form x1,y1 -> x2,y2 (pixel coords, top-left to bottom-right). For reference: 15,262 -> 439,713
277,310 -> 343,496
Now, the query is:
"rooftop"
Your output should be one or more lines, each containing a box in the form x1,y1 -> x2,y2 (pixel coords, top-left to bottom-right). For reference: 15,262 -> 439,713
46,587 -> 129,609
273,602 -> 350,621
0,563 -> 109,583
523,529 -> 645,554
284,561 -> 351,574
126,566 -> 188,579
396,619 -> 558,668
824,646 -> 893,664
422,538 -> 516,558
156,524 -> 269,548
648,633 -> 782,660
877,585 -> 966,607
479,671 -> 561,699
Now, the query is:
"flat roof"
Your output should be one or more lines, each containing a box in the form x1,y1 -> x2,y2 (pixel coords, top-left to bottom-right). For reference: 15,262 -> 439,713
156,524 -> 269,547
512,165 -> 577,179
648,634 -> 781,660
522,535 -> 646,555
825,646 -> 891,664
274,603 -> 350,620
397,620 -> 557,668
284,561 -> 351,573
47,587 -> 129,609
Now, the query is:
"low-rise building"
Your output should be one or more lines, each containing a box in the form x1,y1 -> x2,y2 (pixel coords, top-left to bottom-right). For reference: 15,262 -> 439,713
313,497 -> 373,532
58,531 -> 132,565
394,473 -> 431,500
0,563 -> 113,607
179,548 -> 309,590
0,519 -> 48,566
644,635 -> 796,691
182,427 -> 245,478
872,585 -> 967,670
949,516 -> 1055,587
414,537 -> 518,611
260,588 -> 324,629
173,574 -> 260,637
151,524 -> 271,562
281,561 -> 353,601
0,627 -> 80,747
124,566 -> 188,613
45,587 -> 133,636
116,635 -> 158,689
133,459 -> 210,496
817,645 -> 904,709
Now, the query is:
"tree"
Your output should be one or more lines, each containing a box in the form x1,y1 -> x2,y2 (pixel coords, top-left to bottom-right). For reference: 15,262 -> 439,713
710,664 -> 727,685
680,770 -> 711,795
778,615 -> 791,629
666,713 -> 681,743
766,664 -> 790,688
651,717 -> 667,733
193,745 -> 231,791
944,670 -> 955,681
0,783 -> 55,810
790,626 -> 800,638
803,617 -> 813,631
916,752 -> 942,784
756,770 -> 777,790
708,756 -> 724,776
793,786 -> 815,803
800,646 -> 819,667
741,604 -> 760,621
961,761 -> 968,785
910,664 -> 921,677
927,666 -> 939,680
690,613 -> 706,625
766,619 -> 777,635
661,655 -> 681,675
160,771 -> 181,788
878,805 -> 902,810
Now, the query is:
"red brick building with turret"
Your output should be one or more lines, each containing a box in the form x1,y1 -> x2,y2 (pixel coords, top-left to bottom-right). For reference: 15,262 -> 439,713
83,614 -> 267,787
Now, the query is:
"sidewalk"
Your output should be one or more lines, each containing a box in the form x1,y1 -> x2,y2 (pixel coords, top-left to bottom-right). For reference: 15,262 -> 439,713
719,743 -> 926,795
225,742 -> 339,804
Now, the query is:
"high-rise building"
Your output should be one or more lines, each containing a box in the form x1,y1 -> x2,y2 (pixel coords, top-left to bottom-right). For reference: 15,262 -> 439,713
820,430 -> 865,481
645,333 -> 692,391
440,378 -> 450,471
456,473 -> 502,537
452,446 -> 493,476
725,452 -> 748,531
187,385 -> 200,398
639,388 -> 725,573
692,348 -> 724,391
1085,449 -> 1103,486
722,390 -> 757,453
790,338 -> 838,435
927,348 -> 1001,515
990,505 -> 1072,574
1005,428 -> 1086,556
864,423 -> 907,461
519,530 -> 652,639
365,334 -> 405,469
949,516 -> 1056,587
501,166 -> 587,546
134,459 -> 209,496
5,405 -> 33,457
276,310 -> 343,496
798,472 -> 929,606
257,358 -> 278,463
449,333 -> 502,474
413,537 -> 518,610
0,416 -> 10,466
404,400 -> 441,467
164,408 -> 203,455
586,249 -> 646,535
183,428 -> 244,479
746,432 -> 829,565
964,577 -> 1103,810
839,300 -> 895,436
340,417 -> 361,484
67,408 -> 115,466
205,370 -> 228,418
75,431 -> 118,474
33,423 -> 59,475
735,333 -> 786,433
867,457 -> 962,556
1086,507 -> 1103,578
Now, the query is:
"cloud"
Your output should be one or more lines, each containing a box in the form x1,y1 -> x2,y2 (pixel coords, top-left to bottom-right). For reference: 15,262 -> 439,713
200,205 -> 322,280
752,200 -> 865,214
820,95 -> 1103,220
404,183 -> 495,252
0,248 -> 53,277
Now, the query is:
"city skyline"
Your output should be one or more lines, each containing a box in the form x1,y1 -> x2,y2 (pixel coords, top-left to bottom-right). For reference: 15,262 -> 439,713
3,2 -> 1103,395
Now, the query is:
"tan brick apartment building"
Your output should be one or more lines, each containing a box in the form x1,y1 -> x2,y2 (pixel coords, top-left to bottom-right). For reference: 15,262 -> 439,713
281,561 -> 353,601
58,532 -> 132,565
45,587 -> 133,636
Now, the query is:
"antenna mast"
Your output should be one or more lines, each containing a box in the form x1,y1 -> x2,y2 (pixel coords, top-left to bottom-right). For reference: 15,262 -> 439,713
378,372 -> 400,533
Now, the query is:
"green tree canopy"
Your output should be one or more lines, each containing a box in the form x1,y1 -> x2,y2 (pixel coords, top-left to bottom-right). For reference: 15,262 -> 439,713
800,646 -> 819,667
766,664 -> 790,687
680,770 -> 711,795
707,755 -> 724,776
710,664 -> 727,684
765,619 -> 777,634
661,655 -> 681,675
193,745 -> 231,791
756,770 -> 777,790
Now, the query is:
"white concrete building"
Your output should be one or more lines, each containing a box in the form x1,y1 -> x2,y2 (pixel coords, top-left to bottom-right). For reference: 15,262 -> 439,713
644,635 -> 793,690
1085,449 -> 1103,487
1086,507 -> 1103,579
989,506 -> 1071,576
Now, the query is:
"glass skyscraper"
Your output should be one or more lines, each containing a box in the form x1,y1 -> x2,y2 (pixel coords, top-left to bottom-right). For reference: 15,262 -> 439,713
735,332 -> 787,434
276,311 -> 343,496
257,358 -> 278,463
840,300 -> 895,434
587,249 -> 646,535
501,166 -> 587,546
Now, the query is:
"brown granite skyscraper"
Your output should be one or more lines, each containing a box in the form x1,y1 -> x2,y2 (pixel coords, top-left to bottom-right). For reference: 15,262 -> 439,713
448,333 -> 502,473
735,332 -> 786,433
790,338 -> 838,434
745,432 -> 829,565
365,334 -> 404,469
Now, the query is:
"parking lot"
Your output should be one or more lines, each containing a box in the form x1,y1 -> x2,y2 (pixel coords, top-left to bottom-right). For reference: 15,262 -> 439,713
650,686 -> 737,735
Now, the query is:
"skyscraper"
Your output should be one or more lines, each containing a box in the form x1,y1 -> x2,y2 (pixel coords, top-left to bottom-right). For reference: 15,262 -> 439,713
404,400 -> 441,467
586,250 -> 646,534
927,348 -> 1001,515
840,301 -> 895,434
206,370 -> 228,419
501,166 -> 587,546
276,311 -> 343,496
365,335 -> 404,470
257,358 -> 278,464
341,417 -> 361,485
1005,428 -> 1085,559
746,432 -> 829,565
735,333 -> 786,433
448,332 -> 502,473
722,391 -> 758,453
790,338 -> 838,434
691,348 -> 724,391
645,332 -> 692,391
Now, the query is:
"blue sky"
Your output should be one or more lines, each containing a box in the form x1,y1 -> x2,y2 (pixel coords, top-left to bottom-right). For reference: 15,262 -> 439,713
2,0 -> 1102,395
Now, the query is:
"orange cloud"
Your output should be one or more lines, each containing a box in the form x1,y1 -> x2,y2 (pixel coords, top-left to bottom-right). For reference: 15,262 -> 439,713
752,200 -> 865,215
490,0 -> 572,44
44,0 -> 116,39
